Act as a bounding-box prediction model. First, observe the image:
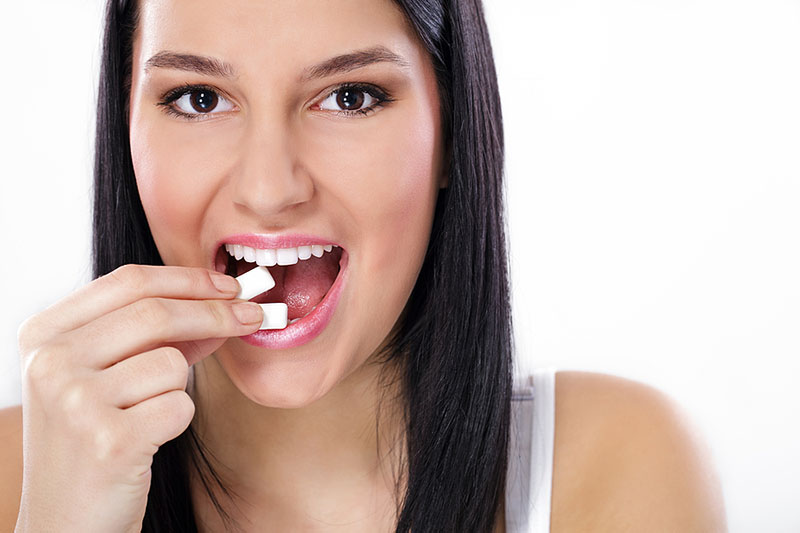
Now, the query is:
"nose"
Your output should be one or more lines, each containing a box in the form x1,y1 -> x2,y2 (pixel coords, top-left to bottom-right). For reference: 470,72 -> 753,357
231,119 -> 314,217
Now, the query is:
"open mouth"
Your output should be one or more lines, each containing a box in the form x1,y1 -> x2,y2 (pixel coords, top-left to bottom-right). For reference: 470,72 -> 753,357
214,243 -> 344,325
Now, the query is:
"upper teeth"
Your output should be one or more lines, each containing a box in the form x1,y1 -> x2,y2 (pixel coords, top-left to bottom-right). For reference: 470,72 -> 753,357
225,243 -> 337,266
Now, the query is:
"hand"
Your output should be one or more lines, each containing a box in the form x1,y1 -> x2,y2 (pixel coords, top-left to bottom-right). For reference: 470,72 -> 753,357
14,264 -> 262,533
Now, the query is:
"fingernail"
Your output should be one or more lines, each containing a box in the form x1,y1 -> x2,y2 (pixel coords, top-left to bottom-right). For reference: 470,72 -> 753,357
211,272 -> 240,295
232,302 -> 263,325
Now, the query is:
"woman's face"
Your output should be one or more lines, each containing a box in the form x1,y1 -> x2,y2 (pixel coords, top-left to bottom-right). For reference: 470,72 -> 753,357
128,0 -> 446,407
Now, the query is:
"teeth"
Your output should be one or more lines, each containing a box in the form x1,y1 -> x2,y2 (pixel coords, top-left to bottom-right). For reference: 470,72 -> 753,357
225,243 -> 339,265
288,305 -> 318,325
256,248 -> 277,267
277,248 -> 299,265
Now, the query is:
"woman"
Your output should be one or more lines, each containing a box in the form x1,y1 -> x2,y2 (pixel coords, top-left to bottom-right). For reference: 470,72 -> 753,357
3,0 -> 726,531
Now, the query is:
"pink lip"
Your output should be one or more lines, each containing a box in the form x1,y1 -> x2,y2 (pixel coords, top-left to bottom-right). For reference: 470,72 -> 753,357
209,232 -> 348,350
239,249 -> 349,349
213,233 -> 340,257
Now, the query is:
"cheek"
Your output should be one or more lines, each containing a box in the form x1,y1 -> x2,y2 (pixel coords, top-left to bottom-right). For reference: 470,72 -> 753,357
305,111 -> 441,358
129,115 -> 218,264
312,112 -> 440,250
365,117 -> 441,265
310,111 -> 441,334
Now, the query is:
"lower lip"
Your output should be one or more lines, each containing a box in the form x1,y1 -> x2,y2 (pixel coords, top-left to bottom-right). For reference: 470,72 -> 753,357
238,250 -> 349,349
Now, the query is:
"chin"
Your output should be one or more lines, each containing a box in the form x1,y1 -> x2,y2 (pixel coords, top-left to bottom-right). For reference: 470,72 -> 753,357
210,338 -> 357,410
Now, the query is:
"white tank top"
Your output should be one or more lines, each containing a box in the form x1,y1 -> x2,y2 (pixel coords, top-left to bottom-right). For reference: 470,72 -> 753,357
505,367 -> 557,532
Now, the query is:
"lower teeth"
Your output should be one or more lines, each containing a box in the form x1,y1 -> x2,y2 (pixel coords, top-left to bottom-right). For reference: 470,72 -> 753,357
288,305 -> 317,325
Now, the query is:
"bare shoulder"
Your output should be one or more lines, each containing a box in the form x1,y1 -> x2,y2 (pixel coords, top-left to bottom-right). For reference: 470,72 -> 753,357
550,371 -> 727,532
0,405 -> 23,530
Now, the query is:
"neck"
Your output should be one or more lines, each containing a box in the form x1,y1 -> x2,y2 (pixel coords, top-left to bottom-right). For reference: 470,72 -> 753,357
188,353 -> 406,529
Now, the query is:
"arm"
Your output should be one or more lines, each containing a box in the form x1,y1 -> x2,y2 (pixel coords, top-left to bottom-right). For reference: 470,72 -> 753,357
0,405 -> 23,530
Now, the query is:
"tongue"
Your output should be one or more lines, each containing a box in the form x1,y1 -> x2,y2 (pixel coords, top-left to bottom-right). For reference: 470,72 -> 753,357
281,256 -> 339,319
251,252 -> 340,320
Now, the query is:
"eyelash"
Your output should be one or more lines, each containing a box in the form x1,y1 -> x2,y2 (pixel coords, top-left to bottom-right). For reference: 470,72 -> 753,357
156,82 -> 395,121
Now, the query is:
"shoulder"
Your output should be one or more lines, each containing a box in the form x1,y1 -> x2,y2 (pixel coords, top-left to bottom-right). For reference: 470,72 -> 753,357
550,371 -> 727,532
0,405 -> 23,530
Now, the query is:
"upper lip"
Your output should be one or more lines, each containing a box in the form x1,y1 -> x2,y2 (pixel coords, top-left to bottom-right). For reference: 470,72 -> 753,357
212,232 -> 343,265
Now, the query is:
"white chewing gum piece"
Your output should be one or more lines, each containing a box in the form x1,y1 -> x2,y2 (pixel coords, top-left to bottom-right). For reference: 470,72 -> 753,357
259,303 -> 288,330
235,266 -> 276,301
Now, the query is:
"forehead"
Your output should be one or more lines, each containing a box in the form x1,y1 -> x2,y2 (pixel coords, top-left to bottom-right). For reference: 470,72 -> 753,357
133,0 -> 422,79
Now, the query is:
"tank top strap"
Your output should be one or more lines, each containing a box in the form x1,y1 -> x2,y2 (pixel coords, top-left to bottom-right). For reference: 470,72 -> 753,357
505,366 -> 557,532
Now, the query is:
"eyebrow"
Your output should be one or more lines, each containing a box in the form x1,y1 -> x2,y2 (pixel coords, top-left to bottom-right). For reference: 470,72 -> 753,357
144,45 -> 411,81
144,51 -> 236,78
299,45 -> 411,82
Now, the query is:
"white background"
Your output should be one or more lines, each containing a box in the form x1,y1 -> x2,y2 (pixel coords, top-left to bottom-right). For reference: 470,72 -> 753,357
1,1 -> 798,531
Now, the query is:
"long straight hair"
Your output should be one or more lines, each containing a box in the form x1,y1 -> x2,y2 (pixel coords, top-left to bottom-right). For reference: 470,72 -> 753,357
94,0 -> 512,531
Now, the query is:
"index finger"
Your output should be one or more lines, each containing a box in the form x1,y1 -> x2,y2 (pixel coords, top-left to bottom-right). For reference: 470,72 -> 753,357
20,264 -> 239,352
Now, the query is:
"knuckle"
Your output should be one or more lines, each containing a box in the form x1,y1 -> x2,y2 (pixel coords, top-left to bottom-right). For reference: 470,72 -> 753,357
110,264 -> 148,293
61,380 -> 94,418
147,391 -> 195,445
23,344 -> 59,386
160,347 -> 189,378
91,424 -> 128,464
132,298 -> 169,331
204,300 -> 229,327
171,391 -> 196,425
16,314 -> 39,356
189,267 -> 211,288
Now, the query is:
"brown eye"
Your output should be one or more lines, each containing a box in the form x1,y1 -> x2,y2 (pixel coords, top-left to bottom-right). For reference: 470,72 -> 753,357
335,88 -> 365,111
190,90 -> 218,112
165,86 -> 235,118
317,83 -> 389,117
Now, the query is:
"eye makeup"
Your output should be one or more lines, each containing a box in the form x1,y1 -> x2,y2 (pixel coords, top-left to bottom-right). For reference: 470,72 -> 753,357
155,81 -> 396,120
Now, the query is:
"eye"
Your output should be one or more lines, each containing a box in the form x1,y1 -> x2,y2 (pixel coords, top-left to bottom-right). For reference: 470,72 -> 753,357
315,83 -> 394,117
157,85 -> 235,120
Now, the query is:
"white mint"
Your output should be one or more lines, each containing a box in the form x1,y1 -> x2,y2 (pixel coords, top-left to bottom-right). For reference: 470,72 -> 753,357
235,266 -> 275,301
259,303 -> 288,329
